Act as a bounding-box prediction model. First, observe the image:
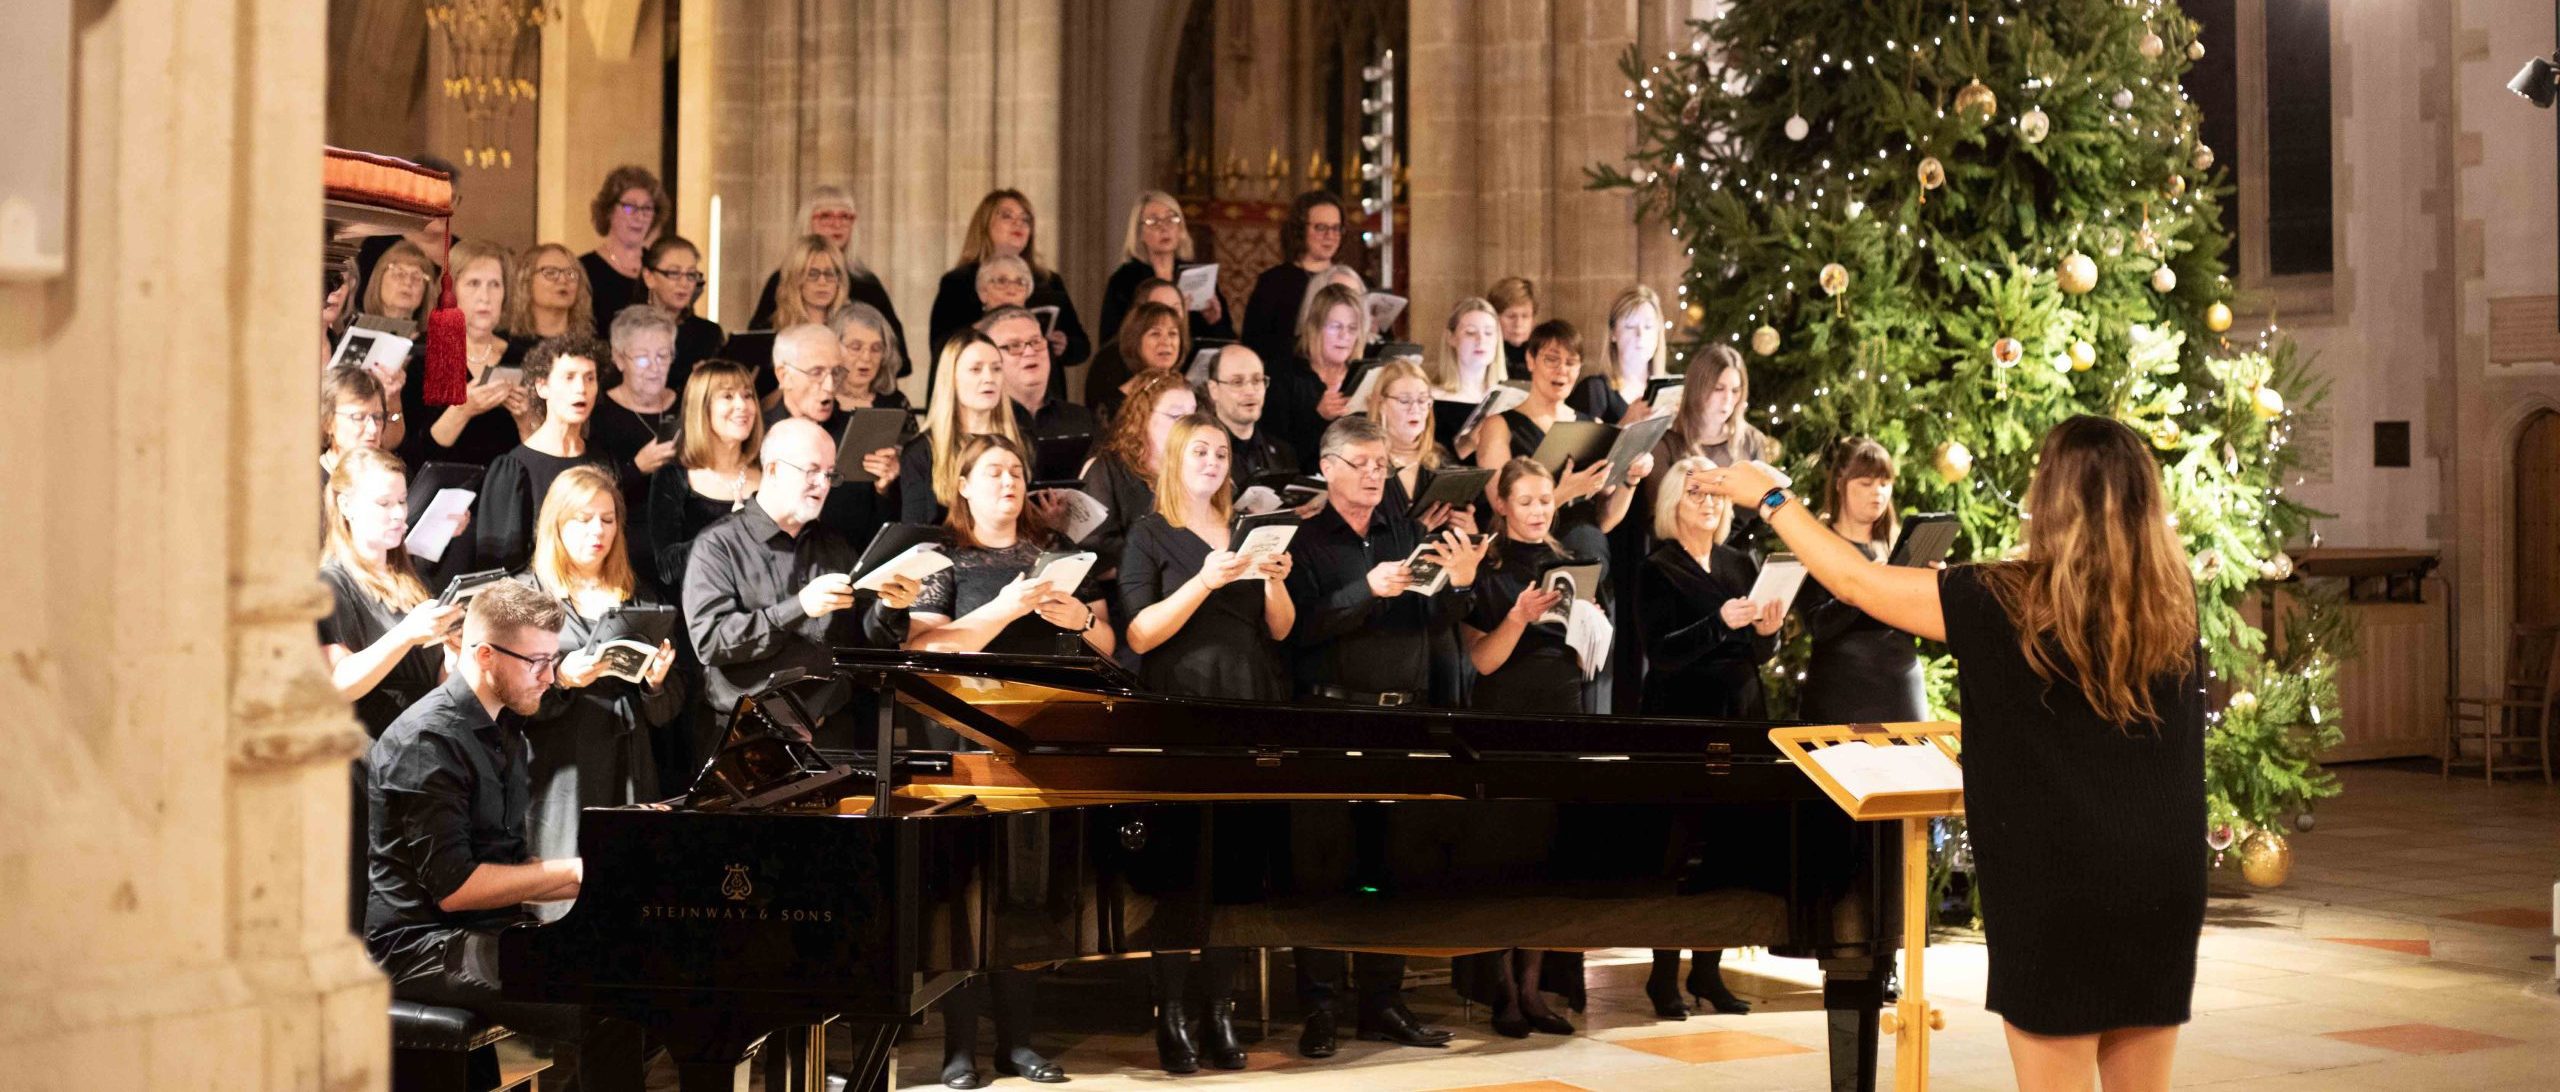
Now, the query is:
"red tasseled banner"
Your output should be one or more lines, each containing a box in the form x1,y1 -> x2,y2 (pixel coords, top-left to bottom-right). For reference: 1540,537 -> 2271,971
422,230 -> 466,406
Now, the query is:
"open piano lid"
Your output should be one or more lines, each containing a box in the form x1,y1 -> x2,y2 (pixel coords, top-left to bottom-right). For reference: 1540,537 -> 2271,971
682,669 -> 864,810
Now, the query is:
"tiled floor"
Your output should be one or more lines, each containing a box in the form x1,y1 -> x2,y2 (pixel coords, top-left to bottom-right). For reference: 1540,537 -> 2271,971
886,765 -> 2560,1090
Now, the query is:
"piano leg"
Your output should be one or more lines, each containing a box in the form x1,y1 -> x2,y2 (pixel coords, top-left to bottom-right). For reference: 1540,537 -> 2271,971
651,1018 -> 773,1092
834,1020 -> 901,1092
1819,956 -> 1886,1092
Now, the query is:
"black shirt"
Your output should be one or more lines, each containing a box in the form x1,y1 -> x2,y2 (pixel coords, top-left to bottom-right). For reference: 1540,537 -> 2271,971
1283,503 -> 1469,700
1567,375 -> 1635,425
318,560 -> 446,737
580,251 -> 647,338
763,404 -> 900,550
473,443 -> 616,574
1797,541 -> 1928,723
1265,362 -> 1342,476
1118,515 -> 1290,701
1240,263 -> 1315,370
1097,257 -> 1239,346
1013,397 -> 1099,482
1637,542 -> 1776,718
749,267 -> 913,379
680,501 -> 906,718
1225,422 -> 1299,486
363,673 -> 533,988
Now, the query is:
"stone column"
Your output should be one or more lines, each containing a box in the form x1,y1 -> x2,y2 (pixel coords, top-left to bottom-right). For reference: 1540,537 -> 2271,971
0,0 -> 386,1087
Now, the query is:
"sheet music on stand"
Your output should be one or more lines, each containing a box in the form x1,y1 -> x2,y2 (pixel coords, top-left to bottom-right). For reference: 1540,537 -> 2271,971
1768,720 -> 1964,1092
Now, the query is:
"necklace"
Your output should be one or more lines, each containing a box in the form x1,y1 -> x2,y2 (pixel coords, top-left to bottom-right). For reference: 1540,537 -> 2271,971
730,469 -> 747,512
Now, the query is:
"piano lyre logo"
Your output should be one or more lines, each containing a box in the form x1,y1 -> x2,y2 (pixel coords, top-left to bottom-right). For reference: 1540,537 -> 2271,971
719,863 -> 754,901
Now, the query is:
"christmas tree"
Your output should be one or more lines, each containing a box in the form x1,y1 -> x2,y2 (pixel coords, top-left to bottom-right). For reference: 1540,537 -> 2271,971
1588,0 -> 2341,846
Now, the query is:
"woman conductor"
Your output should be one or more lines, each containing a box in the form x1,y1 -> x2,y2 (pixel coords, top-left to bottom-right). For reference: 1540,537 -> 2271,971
1699,416 -> 2205,1092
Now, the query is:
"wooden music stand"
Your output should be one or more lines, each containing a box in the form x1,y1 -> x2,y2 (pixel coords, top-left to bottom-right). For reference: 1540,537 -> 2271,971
1769,721 -> 1964,1092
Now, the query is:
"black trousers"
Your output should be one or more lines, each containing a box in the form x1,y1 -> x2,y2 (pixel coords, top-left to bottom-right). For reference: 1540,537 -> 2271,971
394,932 -> 648,1092
1293,949 -> 1408,1015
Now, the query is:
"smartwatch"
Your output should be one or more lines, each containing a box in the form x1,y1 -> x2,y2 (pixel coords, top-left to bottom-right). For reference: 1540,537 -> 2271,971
1760,487 -> 1793,517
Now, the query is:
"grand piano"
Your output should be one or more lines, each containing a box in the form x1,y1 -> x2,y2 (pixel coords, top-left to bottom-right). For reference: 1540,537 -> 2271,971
502,648 -> 1903,1091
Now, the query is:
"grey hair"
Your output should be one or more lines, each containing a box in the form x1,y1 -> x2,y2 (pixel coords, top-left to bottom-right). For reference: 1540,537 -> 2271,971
770,323 -> 839,374
1318,414 -> 1388,463
827,303 -> 903,397
607,303 -> 677,352
975,254 -> 1032,293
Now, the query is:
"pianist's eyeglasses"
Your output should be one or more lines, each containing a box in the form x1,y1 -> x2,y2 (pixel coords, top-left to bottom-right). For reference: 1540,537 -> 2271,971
478,641 -> 560,677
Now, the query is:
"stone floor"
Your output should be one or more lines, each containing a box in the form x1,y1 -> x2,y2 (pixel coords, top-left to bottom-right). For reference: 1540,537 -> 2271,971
881,764 -> 2560,1090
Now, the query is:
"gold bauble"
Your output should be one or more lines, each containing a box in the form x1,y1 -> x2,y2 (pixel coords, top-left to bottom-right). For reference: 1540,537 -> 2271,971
2059,252 -> 2099,295
2151,265 -> 2179,294
2069,340 -> 2098,371
2193,143 -> 2216,171
2261,551 -> 2296,581
1684,300 -> 1707,324
1932,440 -> 1974,483
2150,419 -> 2183,450
2139,31 -> 2166,59
2206,301 -> 2233,333
1750,325 -> 1782,357
1819,262 -> 1850,297
2135,222 -> 2161,257
2018,106 -> 2051,145
2226,689 -> 2258,715
1991,337 -> 2023,368
2187,40 -> 2207,61
2239,830 -> 2293,888
2252,384 -> 2287,419
1955,79 -> 1998,119
1917,155 -> 1946,190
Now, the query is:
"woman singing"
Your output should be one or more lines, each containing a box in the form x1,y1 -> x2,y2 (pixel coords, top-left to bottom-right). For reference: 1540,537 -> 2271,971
1700,416 -> 2205,1092
1797,437 -> 1928,723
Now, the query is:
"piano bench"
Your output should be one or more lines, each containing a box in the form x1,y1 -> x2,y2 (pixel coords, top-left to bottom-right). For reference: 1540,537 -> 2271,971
390,1001 -> 546,1092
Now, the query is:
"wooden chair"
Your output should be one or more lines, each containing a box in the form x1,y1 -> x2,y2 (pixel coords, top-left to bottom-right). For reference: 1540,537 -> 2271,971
2445,624 -> 2559,783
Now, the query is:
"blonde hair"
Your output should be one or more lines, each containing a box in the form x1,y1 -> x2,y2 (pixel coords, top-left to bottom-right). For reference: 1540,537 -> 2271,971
771,234 -> 848,330
446,239 -> 514,332
361,240 -> 438,322
1296,283 -> 1369,363
505,243 -> 595,336
1822,436 -> 1901,547
922,331 -> 1025,508
1119,190 -> 1195,262
1433,297 -> 1509,394
1296,265 -> 1369,332
1365,359 -> 1443,471
957,189 -> 1049,278
1488,457 -> 1559,558
529,465 -> 637,604
676,359 -> 765,470
1652,456 -> 1733,543
323,448 -> 433,611
1976,416 -> 2198,729
1599,285 -> 1671,381
1153,414 -> 1236,529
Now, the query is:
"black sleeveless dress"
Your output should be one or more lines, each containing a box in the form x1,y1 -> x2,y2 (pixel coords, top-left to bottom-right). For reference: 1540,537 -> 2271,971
1937,564 -> 2206,1035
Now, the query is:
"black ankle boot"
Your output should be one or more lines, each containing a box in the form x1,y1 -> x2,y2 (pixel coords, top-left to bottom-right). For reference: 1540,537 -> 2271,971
1686,951 -> 1751,1015
1202,997 -> 1248,1070
1646,952 -> 1689,1020
1155,997 -> 1200,1074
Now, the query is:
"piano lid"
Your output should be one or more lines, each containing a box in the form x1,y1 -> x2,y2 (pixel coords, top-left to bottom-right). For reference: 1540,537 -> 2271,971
680,670 -> 857,810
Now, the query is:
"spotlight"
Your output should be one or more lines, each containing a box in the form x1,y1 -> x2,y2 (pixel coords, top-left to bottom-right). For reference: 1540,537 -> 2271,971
2510,54 -> 2557,108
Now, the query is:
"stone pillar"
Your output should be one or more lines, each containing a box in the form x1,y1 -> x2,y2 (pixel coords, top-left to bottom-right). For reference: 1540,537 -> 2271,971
1409,0 -> 1705,346
0,0 -> 386,1087
539,0 -> 670,247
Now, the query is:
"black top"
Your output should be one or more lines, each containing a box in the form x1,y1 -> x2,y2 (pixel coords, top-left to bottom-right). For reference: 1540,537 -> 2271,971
579,251 -> 647,338
1265,362 -> 1344,476
1077,453 -> 1156,571
1283,503 -> 1470,700
362,673 -> 532,988
1116,515 -> 1291,702
1240,263 -> 1315,370
1567,375 -> 1635,425
1936,563 -> 2206,1035
679,501 -> 906,719
396,340 -> 534,471
1797,541 -> 1928,723
318,560 -> 445,738
1466,537 -> 1593,714
913,538 -> 1094,656
748,267 -> 913,378
473,444 -> 616,575
898,433 -> 946,527
1501,339 -> 1527,377
926,264 -> 1088,388
645,463 -> 748,587
1493,407 -> 1606,557
1637,542 -> 1776,718
589,393 -> 681,584
1097,257 -> 1239,346
1225,422 -> 1299,487
1014,397 -> 1099,482
670,312 -> 726,395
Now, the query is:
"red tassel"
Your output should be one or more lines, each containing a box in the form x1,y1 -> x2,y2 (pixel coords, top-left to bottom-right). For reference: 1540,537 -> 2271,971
422,222 -> 467,406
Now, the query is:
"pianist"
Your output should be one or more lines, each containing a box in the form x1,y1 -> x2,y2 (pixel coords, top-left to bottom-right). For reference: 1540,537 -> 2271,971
363,579 -> 646,1091
681,418 -> 918,745
1279,416 -> 1488,1058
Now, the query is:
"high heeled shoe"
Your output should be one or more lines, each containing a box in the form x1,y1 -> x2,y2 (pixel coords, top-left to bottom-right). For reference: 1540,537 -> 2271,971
1686,961 -> 1752,1015
1523,1006 -> 1575,1036
1645,977 -> 1690,1020
1201,997 -> 1249,1070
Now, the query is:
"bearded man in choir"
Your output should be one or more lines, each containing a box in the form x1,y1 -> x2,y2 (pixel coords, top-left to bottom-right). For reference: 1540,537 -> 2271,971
1203,345 -> 1295,484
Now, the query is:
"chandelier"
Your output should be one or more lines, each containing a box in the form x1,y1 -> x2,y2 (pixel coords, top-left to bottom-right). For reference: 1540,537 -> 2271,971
425,0 -> 552,168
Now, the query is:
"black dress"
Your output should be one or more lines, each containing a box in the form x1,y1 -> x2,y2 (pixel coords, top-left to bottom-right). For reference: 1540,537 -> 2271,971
588,393 -> 681,585
396,341 -> 534,471
1466,538 -> 1592,714
898,434 -> 947,527
1264,361 -> 1346,477
1797,541 -> 1928,723
1115,516 -> 1290,701
579,250 -> 647,337
749,267 -> 913,378
318,560 -> 445,738
1077,453 -> 1155,565
1097,258 -> 1239,346
913,539 -> 1095,657
669,313 -> 726,395
645,464 -> 748,588
1936,564 -> 2206,1034
473,444 -> 616,574
1566,375 -> 1635,425
1636,542 -> 1775,717
517,575 -> 687,895
1240,263 -> 1315,370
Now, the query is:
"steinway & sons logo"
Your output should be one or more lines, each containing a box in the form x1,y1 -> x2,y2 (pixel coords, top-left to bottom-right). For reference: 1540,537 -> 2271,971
637,861 -> 836,923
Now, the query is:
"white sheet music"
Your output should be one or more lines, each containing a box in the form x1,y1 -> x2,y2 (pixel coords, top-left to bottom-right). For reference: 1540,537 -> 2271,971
403,488 -> 475,563
1804,741 -> 1964,799
1177,265 -> 1220,311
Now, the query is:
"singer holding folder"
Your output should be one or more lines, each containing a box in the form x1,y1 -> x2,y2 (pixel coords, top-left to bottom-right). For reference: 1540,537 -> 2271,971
1700,416 -> 2205,1092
